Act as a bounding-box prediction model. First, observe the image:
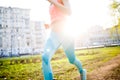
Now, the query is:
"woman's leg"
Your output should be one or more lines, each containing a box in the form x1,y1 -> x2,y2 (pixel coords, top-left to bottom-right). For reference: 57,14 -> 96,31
62,38 -> 86,80
42,32 -> 61,80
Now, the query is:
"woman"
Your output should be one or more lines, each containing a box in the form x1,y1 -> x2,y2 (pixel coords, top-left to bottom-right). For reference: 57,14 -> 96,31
42,0 -> 86,80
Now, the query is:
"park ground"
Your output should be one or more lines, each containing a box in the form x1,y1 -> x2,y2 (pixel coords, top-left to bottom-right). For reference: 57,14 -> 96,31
0,46 -> 120,80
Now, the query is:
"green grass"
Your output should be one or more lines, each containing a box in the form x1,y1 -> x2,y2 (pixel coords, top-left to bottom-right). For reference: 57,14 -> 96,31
0,46 -> 120,80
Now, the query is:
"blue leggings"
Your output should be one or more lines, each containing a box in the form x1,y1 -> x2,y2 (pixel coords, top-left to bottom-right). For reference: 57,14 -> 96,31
42,31 -> 83,80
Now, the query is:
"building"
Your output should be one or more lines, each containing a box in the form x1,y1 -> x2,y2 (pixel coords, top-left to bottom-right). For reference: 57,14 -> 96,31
87,25 -> 105,46
0,6 -> 31,56
30,21 -> 46,54
75,25 -> 120,49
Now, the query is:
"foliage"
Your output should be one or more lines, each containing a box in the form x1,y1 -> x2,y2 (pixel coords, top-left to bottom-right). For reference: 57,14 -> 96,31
109,0 -> 120,42
111,0 -> 120,9
110,0 -> 120,26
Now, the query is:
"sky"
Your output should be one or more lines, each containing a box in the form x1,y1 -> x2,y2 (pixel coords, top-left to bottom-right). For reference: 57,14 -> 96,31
0,0 -> 117,29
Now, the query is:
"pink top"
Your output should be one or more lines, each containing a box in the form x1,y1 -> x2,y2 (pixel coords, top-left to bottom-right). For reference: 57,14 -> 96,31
49,0 -> 66,23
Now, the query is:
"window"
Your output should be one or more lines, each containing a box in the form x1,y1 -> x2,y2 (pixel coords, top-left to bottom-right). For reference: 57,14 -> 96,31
0,24 -> 2,29
16,28 -> 18,32
0,37 -> 2,47
27,42 -> 29,46
6,25 -> 8,28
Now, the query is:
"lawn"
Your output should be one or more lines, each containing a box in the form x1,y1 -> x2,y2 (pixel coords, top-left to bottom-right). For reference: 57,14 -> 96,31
0,46 -> 120,80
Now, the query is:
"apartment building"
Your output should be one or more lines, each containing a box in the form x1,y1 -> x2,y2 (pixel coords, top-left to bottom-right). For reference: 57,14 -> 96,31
30,21 -> 46,54
0,7 -> 31,56
75,25 -> 120,49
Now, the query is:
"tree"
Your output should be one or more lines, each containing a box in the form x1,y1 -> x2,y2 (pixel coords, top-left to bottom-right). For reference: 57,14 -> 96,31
111,0 -> 120,9
110,0 -> 120,43
110,0 -> 120,24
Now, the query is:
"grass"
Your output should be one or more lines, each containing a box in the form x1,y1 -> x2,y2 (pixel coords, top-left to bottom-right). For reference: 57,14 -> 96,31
0,46 -> 120,80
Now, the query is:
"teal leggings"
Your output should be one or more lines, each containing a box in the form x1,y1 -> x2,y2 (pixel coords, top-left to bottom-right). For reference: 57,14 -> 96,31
42,31 -> 83,80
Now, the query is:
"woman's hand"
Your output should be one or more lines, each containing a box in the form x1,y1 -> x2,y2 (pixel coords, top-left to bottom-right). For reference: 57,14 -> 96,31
44,24 -> 50,29
47,0 -> 71,15
47,0 -> 56,4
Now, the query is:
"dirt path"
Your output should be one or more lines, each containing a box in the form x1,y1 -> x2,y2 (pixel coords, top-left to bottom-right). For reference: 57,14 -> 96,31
87,54 -> 120,80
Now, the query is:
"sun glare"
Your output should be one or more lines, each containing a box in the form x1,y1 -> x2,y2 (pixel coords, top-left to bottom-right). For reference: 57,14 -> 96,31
62,0 -> 113,38
63,17 -> 87,38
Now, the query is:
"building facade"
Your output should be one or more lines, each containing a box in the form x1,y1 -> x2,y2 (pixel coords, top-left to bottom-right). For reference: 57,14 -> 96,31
0,7 -> 31,56
75,25 -> 120,49
30,21 -> 46,54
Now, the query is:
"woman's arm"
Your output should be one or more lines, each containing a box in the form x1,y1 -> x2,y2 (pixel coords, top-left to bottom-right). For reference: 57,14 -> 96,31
48,0 -> 72,15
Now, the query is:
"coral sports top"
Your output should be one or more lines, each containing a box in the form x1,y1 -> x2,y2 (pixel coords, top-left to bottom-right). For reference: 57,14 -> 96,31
49,0 -> 66,23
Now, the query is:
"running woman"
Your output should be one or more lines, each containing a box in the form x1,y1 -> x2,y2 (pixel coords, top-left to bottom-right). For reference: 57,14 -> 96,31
42,0 -> 86,80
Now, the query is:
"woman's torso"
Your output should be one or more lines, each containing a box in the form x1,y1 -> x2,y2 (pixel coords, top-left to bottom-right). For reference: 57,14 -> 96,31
49,0 -> 67,32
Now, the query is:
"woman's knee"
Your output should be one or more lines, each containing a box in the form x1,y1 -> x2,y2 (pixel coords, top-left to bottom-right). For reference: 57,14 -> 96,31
42,53 -> 49,65
69,57 -> 81,65
68,57 -> 75,64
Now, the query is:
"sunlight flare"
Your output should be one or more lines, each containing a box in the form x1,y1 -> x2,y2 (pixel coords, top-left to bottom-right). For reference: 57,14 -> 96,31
63,16 -> 87,38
